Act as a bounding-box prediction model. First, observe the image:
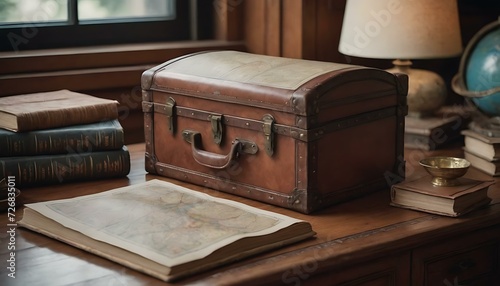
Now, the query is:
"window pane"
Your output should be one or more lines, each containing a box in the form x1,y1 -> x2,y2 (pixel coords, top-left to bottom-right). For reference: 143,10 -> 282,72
0,0 -> 67,24
78,0 -> 175,21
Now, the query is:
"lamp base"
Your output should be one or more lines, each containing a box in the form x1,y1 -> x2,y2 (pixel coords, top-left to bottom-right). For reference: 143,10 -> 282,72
387,60 -> 447,118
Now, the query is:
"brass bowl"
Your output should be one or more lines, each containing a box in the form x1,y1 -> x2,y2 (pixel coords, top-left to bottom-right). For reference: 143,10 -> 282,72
419,157 -> 470,187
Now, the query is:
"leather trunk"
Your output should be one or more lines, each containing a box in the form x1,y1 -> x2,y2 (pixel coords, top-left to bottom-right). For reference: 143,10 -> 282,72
141,51 -> 408,213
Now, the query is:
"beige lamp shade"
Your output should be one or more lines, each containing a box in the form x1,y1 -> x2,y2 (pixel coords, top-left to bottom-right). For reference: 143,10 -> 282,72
338,0 -> 463,59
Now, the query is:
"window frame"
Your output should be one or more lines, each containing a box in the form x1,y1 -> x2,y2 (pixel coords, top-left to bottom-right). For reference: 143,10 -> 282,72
0,0 -> 193,52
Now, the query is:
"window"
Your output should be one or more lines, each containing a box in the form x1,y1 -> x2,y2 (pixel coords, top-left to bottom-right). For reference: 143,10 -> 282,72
78,0 -> 173,21
0,0 -> 212,51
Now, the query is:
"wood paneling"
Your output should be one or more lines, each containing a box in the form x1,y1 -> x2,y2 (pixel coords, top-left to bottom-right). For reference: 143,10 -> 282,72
245,0 -> 499,64
245,0 -> 343,60
281,0 -> 306,59
264,0 -> 282,56
243,0 -> 264,54
213,0 -> 245,41
314,0 -> 347,63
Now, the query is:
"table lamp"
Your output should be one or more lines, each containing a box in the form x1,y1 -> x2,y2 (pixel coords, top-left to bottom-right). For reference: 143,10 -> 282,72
338,0 -> 463,118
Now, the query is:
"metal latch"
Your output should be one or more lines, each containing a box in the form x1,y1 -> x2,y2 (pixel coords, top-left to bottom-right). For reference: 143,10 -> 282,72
165,97 -> 176,134
210,114 -> 223,145
262,114 -> 275,156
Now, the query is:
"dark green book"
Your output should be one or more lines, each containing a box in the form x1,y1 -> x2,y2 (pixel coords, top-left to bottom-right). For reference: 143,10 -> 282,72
0,146 -> 130,187
0,120 -> 124,157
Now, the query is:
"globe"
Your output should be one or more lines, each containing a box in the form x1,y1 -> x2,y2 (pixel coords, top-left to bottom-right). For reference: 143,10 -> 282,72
465,21 -> 500,116
453,19 -> 500,117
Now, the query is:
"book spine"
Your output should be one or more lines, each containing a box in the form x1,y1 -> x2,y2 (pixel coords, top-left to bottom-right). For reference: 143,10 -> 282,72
0,120 -> 124,157
0,147 -> 130,187
16,103 -> 118,132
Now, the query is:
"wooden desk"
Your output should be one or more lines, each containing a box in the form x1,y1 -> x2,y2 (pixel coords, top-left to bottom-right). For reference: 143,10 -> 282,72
1,144 -> 499,285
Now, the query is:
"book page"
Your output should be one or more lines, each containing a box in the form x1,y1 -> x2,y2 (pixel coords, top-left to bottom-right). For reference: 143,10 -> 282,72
25,179 -> 307,267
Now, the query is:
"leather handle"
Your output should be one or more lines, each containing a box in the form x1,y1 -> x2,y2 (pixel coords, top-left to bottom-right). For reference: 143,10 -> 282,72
182,130 -> 242,169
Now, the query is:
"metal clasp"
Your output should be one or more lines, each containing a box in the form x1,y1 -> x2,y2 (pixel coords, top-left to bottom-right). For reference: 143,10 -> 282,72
210,114 -> 223,145
262,114 -> 275,156
165,97 -> 176,134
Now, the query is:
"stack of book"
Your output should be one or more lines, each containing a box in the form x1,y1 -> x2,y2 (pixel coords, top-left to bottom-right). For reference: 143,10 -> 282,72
391,176 -> 494,217
404,106 -> 472,151
462,129 -> 500,176
0,90 -> 130,187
